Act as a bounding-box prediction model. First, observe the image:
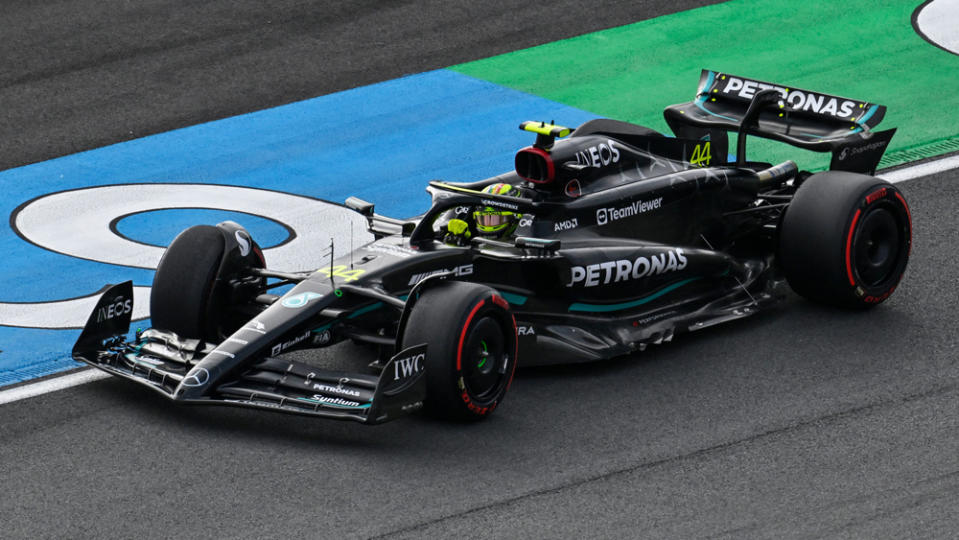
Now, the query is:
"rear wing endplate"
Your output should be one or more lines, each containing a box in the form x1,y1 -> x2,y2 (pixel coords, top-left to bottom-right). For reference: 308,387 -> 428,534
664,70 -> 895,174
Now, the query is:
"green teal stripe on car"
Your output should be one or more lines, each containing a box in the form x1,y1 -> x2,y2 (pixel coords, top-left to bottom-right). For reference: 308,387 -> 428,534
310,298 -> 401,335
568,277 -> 702,313
347,302 -> 384,319
295,397 -> 372,410
497,291 -> 528,306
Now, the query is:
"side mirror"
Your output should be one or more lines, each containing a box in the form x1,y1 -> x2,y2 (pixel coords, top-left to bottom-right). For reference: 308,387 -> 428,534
345,196 -> 374,217
515,236 -> 560,252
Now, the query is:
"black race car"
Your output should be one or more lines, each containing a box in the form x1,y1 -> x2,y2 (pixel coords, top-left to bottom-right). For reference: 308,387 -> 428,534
74,70 -> 912,424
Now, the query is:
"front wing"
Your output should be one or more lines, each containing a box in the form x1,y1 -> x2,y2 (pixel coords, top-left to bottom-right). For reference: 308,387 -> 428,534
72,282 -> 427,425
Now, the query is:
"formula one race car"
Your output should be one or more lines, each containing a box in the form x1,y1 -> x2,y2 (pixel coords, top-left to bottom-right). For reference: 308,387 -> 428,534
74,70 -> 912,424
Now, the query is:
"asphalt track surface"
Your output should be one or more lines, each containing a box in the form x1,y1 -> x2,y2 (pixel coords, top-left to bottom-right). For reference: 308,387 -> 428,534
3,2 -> 959,539
0,0 -> 718,172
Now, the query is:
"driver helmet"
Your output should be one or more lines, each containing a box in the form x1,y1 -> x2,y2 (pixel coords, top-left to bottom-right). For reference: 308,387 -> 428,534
474,183 -> 522,237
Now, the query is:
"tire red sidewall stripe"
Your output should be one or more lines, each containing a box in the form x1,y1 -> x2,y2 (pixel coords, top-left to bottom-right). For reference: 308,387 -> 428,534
845,208 -> 862,287
895,191 -> 913,256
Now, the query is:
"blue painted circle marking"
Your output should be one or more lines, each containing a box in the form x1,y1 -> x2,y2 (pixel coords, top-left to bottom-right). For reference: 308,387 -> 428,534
113,208 -> 292,249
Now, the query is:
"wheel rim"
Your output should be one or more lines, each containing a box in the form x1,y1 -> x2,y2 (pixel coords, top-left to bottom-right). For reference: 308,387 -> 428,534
854,206 -> 903,287
462,316 -> 510,402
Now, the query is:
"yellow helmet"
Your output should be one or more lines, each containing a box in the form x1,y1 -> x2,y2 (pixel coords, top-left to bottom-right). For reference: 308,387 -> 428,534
474,183 -> 522,236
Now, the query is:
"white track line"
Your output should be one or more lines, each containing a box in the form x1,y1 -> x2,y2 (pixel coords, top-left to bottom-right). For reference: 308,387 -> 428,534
2,152 -> 958,407
878,154 -> 959,183
0,369 -> 109,406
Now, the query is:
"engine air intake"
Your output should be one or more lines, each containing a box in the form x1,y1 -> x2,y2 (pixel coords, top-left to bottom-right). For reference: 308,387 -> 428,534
515,147 -> 555,184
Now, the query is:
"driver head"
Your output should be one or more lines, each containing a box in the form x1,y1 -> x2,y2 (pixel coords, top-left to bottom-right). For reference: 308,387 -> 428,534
474,183 -> 522,238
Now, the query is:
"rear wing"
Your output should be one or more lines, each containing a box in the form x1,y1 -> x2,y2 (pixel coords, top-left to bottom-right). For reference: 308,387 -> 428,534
664,70 -> 895,174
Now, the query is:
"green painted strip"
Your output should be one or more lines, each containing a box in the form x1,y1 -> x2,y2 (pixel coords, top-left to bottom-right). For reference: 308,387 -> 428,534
880,134 -> 959,168
453,0 -> 959,171
568,277 -> 702,313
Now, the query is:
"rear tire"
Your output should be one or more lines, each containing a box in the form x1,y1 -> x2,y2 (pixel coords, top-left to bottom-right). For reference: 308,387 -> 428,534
780,171 -> 912,308
402,281 -> 518,421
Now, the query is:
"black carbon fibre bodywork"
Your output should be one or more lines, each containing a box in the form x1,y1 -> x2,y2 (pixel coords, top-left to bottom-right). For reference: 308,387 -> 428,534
73,73 -> 900,423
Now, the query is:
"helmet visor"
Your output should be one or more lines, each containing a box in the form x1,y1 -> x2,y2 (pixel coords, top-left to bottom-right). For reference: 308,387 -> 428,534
474,209 -> 515,232
475,211 -> 510,228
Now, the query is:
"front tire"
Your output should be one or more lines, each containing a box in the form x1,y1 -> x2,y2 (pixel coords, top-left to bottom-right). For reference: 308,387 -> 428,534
780,171 -> 912,308
402,281 -> 518,421
151,223 -> 264,340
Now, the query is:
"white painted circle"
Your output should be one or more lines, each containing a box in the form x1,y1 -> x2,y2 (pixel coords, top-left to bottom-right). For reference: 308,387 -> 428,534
915,0 -> 959,55
0,286 -> 152,330
3,183 -> 374,329
14,183 -> 372,271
